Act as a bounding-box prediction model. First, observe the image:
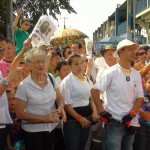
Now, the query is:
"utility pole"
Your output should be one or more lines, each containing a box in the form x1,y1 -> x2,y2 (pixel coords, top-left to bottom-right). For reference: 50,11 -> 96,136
7,0 -> 13,40
64,17 -> 66,29
59,17 -> 68,29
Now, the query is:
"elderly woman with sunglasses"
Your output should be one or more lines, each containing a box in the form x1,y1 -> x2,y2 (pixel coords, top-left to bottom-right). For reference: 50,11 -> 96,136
134,46 -> 148,71
15,48 -> 66,150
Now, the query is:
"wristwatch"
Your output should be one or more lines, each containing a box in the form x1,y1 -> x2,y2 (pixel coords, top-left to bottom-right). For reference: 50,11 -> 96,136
1,80 -> 9,86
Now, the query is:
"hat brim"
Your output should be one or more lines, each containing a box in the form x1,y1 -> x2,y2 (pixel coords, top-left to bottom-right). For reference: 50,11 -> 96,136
113,43 -> 139,58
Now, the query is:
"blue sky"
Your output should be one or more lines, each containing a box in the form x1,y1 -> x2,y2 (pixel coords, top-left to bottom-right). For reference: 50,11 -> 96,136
57,0 -> 126,40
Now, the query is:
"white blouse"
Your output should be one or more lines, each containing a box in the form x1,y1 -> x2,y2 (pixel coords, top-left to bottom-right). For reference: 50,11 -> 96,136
15,73 -> 59,132
60,72 -> 93,108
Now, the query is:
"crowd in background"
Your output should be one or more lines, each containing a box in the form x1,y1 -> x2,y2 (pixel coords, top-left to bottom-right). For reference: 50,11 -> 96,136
1,8 -> 150,150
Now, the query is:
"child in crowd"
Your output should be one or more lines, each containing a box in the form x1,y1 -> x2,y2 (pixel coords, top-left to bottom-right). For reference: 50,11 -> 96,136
55,60 -> 71,85
6,89 -> 24,150
54,60 -> 71,150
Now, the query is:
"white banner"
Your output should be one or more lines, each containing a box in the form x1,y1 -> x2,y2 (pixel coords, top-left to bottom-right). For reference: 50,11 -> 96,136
30,15 -> 56,47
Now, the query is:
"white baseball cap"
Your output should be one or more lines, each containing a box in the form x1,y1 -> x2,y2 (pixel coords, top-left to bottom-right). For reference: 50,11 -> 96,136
113,39 -> 139,58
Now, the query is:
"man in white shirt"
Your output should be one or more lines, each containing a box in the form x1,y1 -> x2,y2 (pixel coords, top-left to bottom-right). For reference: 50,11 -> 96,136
91,39 -> 144,150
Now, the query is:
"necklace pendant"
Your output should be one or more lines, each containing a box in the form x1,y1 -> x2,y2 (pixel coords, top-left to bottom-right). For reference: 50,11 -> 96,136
126,76 -> 130,81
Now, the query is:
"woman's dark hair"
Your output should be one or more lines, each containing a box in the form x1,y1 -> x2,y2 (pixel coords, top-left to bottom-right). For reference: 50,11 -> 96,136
67,53 -> 81,65
139,45 -> 149,53
62,46 -> 71,58
55,60 -> 68,71
52,50 -> 62,58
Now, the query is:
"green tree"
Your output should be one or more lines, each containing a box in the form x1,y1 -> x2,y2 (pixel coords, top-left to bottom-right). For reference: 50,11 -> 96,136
0,0 -> 76,36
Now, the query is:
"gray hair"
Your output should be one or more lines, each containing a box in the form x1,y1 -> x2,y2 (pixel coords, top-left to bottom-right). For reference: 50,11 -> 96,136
24,48 -> 47,63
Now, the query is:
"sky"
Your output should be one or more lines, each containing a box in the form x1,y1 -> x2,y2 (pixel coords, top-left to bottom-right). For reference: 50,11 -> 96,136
57,0 -> 126,40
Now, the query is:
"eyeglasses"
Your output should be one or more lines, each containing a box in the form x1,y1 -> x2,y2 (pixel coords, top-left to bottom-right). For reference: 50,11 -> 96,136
32,60 -> 46,65
138,52 -> 147,56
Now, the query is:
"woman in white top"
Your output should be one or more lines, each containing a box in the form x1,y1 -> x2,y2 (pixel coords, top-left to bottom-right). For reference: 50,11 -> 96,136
60,53 -> 98,150
15,48 -> 66,150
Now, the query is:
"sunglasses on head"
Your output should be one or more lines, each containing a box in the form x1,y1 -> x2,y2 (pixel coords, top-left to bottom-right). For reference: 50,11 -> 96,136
138,52 -> 147,56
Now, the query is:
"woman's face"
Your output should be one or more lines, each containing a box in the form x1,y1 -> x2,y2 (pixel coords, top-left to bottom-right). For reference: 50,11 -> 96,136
70,57 -> 83,75
137,49 -> 147,64
30,55 -> 46,74
51,55 -> 61,68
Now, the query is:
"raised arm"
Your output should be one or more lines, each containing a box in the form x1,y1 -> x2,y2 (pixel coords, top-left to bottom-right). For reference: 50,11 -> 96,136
0,68 -> 22,96
11,38 -> 32,69
13,9 -> 21,31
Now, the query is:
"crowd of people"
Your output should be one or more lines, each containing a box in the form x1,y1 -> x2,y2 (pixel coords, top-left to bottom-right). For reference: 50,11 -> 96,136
1,9 -> 150,150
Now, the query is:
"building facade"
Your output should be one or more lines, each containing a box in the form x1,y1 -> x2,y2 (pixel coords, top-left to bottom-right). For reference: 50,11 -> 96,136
93,0 -> 150,50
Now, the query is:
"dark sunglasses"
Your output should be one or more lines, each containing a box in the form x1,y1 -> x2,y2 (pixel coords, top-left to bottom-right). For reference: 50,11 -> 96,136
24,23 -> 30,26
138,52 -> 147,56
67,51 -> 72,55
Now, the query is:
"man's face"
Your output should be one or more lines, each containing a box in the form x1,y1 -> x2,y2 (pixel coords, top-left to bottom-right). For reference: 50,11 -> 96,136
120,45 -> 136,62
4,43 -> 15,59
0,40 -> 6,60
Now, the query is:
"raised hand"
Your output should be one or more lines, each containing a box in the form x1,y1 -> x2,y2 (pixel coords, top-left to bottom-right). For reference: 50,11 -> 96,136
17,8 -> 22,16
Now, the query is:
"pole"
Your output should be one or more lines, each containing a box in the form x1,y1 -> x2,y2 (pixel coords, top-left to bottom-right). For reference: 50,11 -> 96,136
64,17 -> 66,29
7,0 -> 14,40
133,0 -> 136,41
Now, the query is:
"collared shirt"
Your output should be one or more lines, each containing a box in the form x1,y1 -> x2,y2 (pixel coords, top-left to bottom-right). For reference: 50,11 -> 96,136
60,72 -> 93,108
0,71 -> 12,128
15,73 -> 58,132
94,63 -> 144,126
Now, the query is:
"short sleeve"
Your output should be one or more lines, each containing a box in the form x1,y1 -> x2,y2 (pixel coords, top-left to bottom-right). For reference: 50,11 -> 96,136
15,82 -> 28,101
60,78 -> 73,105
15,28 -> 22,37
94,69 -> 113,93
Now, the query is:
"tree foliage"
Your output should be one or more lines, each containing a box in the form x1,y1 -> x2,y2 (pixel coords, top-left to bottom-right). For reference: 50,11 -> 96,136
0,0 -> 76,36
